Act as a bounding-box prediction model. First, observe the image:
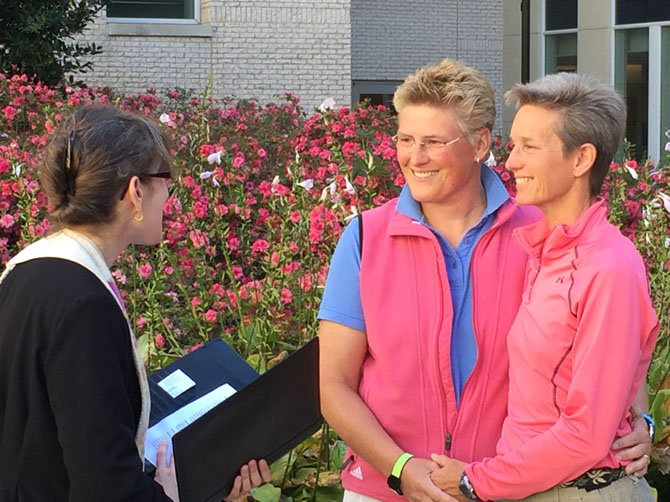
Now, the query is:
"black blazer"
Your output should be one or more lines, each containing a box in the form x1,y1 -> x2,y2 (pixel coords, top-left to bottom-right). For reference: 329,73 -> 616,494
0,258 -> 170,501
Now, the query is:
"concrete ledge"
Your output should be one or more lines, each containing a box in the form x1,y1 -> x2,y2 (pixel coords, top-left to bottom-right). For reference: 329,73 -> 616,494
108,23 -> 212,38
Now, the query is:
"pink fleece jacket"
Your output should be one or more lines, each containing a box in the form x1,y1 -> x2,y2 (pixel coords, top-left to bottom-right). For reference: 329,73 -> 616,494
466,200 -> 659,500
339,198 -> 540,501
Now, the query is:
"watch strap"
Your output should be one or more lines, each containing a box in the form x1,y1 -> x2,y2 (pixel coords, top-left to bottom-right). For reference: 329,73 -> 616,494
391,452 -> 414,478
641,412 -> 656,441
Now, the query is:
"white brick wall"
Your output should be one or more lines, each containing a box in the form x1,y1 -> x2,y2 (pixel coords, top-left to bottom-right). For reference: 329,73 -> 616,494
76,1 -> 351,111
75,0 -> 503,119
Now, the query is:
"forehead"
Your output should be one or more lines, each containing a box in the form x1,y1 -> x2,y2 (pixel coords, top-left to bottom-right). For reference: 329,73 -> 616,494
397,104 -> 462,136
510,104 -> 562,142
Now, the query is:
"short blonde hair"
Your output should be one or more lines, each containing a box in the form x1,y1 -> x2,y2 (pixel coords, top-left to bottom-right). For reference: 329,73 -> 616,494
393,58 -> 496,143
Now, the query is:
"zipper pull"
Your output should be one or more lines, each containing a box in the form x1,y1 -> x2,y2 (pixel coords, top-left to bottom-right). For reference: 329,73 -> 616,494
445,432 -> 452,451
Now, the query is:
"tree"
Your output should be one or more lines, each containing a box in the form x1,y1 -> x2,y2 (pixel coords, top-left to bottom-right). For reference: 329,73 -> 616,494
0,0 -> 111,86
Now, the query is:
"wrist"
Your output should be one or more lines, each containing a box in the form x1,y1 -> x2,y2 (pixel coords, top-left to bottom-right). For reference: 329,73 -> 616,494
459,471 -> 481,501
387,452 -> 413,495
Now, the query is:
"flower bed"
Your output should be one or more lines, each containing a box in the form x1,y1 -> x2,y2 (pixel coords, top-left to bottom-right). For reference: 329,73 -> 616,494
1,73 -> 669,499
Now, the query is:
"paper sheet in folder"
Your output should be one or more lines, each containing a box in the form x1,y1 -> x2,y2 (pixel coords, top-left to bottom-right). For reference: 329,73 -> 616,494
148,338 -> 321,502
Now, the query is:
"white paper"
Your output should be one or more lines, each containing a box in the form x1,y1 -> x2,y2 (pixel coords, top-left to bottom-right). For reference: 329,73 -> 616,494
145,383 -> 237,465
157,369 -> 196,398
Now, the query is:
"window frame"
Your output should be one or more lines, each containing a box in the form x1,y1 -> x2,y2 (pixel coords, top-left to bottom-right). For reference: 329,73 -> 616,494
106,0 -> 201,24
541,1 -> 578,76
614,13 -> 670,160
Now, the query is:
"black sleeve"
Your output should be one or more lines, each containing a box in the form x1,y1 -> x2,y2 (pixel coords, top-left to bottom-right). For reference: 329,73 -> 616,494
44,289 -> 172,501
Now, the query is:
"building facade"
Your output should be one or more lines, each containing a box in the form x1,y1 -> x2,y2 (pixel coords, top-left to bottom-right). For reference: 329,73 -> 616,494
503,0 -> 670,161
78,0 -> 504,121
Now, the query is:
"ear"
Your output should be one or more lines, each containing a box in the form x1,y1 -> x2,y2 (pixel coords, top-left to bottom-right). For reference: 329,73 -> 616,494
474,128 -> 491,162
573,143 -> 597,178
124,175 -> 144,213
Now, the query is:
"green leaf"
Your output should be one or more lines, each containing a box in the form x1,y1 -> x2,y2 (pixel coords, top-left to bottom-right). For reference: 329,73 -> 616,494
250,483 -> 281,502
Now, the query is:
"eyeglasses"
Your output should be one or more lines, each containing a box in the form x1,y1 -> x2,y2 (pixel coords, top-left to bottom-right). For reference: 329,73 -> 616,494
392,134 -> 464,153
119,171 -> 173,200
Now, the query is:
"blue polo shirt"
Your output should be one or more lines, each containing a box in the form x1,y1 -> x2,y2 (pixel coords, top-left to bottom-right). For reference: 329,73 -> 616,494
318,165 -> 510,404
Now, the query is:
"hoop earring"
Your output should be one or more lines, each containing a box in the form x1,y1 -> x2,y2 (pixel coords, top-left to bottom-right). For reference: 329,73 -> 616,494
134,211 -> 144,222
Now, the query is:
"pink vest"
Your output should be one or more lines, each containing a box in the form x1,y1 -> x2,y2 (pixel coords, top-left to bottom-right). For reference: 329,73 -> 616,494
340,198 -> 540,501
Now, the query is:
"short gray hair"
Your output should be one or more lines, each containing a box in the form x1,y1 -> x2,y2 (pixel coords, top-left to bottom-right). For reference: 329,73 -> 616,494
505,73 -> 626,196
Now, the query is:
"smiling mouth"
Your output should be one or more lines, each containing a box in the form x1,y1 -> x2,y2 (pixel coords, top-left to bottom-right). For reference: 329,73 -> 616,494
515,177 -> 532,184
412,169 -> 438,179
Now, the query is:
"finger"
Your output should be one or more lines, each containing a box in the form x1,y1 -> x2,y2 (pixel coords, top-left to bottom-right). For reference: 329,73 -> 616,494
240,464 -> 251,494
224,475 -> 242,501
247,460 -> 263,487
430,453 -> 449,467
613,423 -> 649,450
615,443 -> 651,461
156,440 -> 168,469
624,454 -> 650,477
258,459 -> 272,483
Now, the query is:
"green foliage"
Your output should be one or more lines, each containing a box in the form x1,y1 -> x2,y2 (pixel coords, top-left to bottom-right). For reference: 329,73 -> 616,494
0,0 -> 110,85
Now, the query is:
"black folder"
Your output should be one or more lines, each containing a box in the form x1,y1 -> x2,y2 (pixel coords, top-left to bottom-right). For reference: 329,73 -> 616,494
151,338 -> 321,502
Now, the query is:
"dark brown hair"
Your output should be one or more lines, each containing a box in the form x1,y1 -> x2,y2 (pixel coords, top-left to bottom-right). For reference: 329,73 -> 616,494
40,104 -> 172,227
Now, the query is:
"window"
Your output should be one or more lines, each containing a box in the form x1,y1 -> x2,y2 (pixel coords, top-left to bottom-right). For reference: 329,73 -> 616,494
617,0 -> 670,25
107,0 -> 195,20
615,29 -> 649,159
545,0 -> 577,31
352,81 -> 402,112
545,34 -> 577,74
662,28 -> 670,151
544,0 -> 577,75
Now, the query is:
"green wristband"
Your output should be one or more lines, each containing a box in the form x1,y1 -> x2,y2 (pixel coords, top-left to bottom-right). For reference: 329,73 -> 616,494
391,452 -> 414,478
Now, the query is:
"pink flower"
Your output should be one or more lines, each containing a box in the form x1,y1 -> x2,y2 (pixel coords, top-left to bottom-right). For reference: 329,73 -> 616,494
204,309 -> 218,323
3,106 -> 17,121
138,263 -> 153,279
231,265 -> 244,279
154,334 -> 165,349
251,239 -> 269,254
280,287 -> 292,304
191,297 -> 202,308
232,155 -> 245,168
289,211 -> 301,223
136,316 -> 147,328
0,214 -> 15,228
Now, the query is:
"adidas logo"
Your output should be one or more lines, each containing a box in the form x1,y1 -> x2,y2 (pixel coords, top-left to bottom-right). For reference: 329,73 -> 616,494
350,465 -> 363,480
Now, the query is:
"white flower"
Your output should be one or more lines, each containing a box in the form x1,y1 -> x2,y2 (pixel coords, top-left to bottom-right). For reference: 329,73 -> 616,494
296,179 -> 314,190
207,151 -> 222,165
665,141 -> 670,152
485,151 -> 497,168
159,113 -> 171,124
200,170 -> 214,180
320,180 -> 337,201
658,192 -> 670,213
12,163 -> 22,176
664,237 -> 670,248
344,176 -> 356,194
272,175 -> 280,185
319,97 -> 335,112
624,164 -> 639,180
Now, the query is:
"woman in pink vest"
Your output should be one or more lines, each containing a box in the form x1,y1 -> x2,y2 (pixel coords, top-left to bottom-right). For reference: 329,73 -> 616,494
430,74 -> 658,500
318,59 -> 653,502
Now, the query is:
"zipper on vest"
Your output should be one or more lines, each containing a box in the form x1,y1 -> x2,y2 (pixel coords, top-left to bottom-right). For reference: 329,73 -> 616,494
445,432 -> 452,451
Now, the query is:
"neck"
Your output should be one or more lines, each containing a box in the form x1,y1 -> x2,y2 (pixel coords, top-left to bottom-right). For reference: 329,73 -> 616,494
542,187 -> 595,229
421,184 -> 488,249
66,224 -> 126,268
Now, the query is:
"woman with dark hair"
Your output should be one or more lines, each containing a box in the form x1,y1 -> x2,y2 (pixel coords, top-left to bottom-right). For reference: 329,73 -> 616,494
0,104 -> 271,501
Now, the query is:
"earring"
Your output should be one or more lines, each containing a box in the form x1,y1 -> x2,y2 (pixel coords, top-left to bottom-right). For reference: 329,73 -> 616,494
475,157 -> 480,164
134,211 -> 144,222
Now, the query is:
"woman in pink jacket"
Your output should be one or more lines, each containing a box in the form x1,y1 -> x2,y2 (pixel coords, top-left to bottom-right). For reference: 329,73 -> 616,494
431,73 -> 658,501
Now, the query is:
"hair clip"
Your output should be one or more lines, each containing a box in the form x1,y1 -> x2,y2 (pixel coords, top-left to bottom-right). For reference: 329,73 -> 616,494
65,130 -> 77,196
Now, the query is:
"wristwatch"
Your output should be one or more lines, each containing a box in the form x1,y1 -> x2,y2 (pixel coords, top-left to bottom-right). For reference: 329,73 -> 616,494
459,472 -> 480,501
641,412 -> 656,441
387,452 -> 413,495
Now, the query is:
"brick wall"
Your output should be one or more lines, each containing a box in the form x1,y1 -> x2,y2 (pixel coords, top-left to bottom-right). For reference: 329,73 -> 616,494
351,0 -> 504,130
76,0 -> 351,111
